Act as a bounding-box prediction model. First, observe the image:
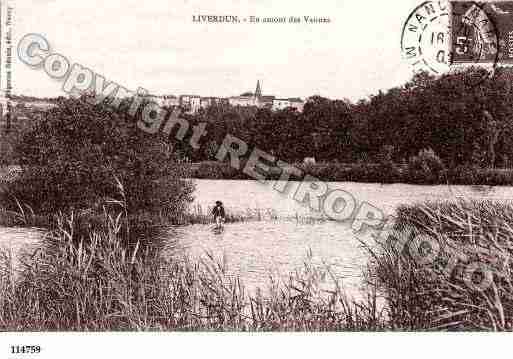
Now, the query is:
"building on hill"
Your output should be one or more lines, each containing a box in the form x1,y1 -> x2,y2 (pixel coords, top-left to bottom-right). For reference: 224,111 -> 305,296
164,80 -> 305,114
143,94 -> 180,108
200,97 -> 219,109
228,80 -> 272,108
272,97 -> 305,112
162,95 -> 180,107
228,93 -> 258,107
259,96 -> 275,108
180,95 -> 201,113
143,94 -> 165,107
0,92 -> 57,127
228,81 -> 304,112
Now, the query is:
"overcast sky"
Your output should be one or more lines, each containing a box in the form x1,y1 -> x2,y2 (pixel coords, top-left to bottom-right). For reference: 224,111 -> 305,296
6,0 -> 433,101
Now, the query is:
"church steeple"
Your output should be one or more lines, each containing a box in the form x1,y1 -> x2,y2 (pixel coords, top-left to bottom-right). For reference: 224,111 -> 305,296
255,80 -> 262,99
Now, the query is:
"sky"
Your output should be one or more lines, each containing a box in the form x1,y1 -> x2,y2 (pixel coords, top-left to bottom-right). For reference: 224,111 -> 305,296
4,0 -> 436,101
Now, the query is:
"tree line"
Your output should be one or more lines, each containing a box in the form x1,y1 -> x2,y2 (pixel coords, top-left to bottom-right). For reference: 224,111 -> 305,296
170,67 -> 513,168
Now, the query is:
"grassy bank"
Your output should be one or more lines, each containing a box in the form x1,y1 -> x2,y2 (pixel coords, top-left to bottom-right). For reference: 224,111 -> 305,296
187,161 -> 403,182
3,199 -> 513,330
370,200 -> 513,330
0,188 -> 328,229
187,161 -> 513,185
182,204 -> 334,225
0,211 -> 384,331
0,202 -> 282,229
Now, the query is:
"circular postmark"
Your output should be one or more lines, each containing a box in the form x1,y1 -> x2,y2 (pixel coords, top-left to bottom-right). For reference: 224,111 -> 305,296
401,1 -> 499,86
401,1 -> 452,74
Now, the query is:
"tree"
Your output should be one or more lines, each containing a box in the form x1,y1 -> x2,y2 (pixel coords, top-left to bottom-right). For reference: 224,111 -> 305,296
5,96 -> 194,215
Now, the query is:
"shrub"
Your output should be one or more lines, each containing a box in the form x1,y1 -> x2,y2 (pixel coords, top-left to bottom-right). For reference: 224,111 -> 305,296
193,161 -> 244,180
407,148 -> 446,183
2,97 -> 194,216
0,130 -> 16,167
446,166 -> 513,186
448,165 -> 477,185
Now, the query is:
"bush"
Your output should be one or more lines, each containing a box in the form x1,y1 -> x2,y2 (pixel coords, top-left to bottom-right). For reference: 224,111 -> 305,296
0,130 -> 17,167
2,97 -> 194,216
193,161 -> 244,180
448,165 -> 477,185
407,148 -> 446,183
446,166 -> 513,186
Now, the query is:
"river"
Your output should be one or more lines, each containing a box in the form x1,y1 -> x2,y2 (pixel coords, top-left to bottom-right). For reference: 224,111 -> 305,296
2,180 -> 513,298
167,180 -> 513,297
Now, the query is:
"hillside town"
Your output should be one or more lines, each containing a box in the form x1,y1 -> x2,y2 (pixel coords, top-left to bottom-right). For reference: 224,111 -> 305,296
143,80 -> 305,113
0,81 -> 305,122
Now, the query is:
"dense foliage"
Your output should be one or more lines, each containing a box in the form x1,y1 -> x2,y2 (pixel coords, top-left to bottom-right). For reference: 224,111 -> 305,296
3,66 -> 513,190
2,97 -> 194,214
172,67 -> 513,169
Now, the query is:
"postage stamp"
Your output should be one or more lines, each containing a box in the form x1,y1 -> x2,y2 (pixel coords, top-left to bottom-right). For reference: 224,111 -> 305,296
451,1 -> 500,64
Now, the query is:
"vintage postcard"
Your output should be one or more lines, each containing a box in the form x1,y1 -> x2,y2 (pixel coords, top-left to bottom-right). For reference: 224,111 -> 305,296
0,0 -> 512,357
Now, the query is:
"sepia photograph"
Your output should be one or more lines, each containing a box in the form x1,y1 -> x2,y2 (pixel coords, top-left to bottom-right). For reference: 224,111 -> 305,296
1,0 -> 513,356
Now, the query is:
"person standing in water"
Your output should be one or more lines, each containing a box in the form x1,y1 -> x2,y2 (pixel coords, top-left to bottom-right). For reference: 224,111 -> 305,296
212,201 -> 226,229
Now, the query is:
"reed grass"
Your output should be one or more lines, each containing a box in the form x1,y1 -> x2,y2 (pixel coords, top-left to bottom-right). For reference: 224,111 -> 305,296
368,200 -> 513,331
0,198 -> 330,230
0,196 -> 51,228
0,175 -> 388,330
179,204 -> 334,226
0,209 -> 386,331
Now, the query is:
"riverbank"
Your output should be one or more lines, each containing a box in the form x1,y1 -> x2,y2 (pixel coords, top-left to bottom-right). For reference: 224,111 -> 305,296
4,164 -> 513,186
187,161 -> 513,186
0,200 -> 324,229
2,200 -> 513,330
0,210 -> 384,331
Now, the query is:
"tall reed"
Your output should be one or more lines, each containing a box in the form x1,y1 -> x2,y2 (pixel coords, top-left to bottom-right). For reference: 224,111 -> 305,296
0,208 -> 385,331
368,200 -> 513,331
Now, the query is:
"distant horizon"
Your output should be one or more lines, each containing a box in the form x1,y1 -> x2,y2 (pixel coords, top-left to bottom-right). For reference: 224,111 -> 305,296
3,75 -> 360,101
2,75 -> 410,103
0,86 -> 379,103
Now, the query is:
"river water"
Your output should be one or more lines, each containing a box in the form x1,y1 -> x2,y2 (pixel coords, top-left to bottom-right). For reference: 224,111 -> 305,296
166,180 -> 513,297
3,180 -> 513,298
